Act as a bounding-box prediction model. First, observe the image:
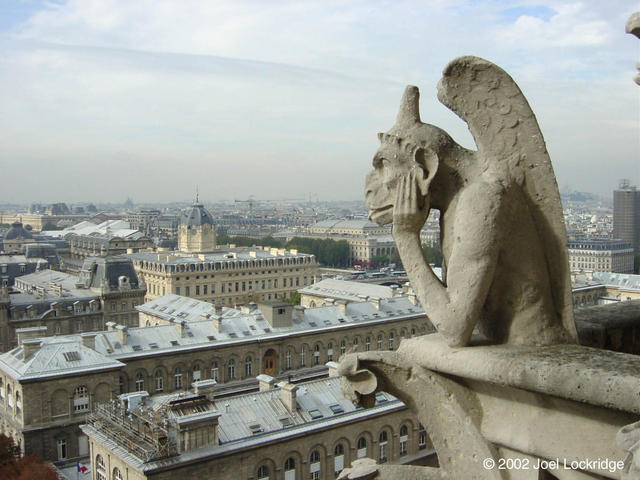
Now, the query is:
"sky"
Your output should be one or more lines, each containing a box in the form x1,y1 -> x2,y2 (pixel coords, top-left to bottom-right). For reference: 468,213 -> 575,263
0,0 -> 638,203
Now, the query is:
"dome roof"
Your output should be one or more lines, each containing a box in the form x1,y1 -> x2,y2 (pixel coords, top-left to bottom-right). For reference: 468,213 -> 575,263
181,203 -> 214,228
5,222 -> 33,240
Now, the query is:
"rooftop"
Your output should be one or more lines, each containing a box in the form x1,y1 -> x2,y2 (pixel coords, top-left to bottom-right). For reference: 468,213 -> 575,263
299,278 -> 395,301
0,294 -> 428,380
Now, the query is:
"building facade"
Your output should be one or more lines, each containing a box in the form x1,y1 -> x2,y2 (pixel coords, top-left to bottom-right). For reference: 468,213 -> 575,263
0,257 -> 145,351
613,181 -> 640,255
82,374 -> 434,480
0,294 -> 432,462
130,247 -> 318,305
567,238 -> 634,273
177,202 -> 216,253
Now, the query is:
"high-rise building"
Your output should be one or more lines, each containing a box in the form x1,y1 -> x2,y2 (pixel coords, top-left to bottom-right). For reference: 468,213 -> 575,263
613,180 -> 640,255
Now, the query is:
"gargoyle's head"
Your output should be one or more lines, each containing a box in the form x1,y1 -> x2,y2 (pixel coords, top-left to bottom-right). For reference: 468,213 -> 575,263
365,86 -> 454,225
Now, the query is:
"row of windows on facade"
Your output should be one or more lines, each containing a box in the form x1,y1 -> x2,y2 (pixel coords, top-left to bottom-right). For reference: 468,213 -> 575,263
138,256 -> 315,273
122,330 -> 422,394
93,425 -> 428,480
167,277 -> 309,297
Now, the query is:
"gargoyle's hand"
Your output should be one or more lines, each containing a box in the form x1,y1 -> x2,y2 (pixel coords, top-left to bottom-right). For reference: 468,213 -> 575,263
392,166 -> 429,235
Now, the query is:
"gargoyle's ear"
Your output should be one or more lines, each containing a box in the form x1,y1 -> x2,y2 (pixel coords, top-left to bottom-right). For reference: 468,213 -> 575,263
413,147 -> 439,196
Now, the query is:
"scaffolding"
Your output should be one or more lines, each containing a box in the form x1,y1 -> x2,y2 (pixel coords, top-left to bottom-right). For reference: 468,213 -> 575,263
86,401 -> 178,462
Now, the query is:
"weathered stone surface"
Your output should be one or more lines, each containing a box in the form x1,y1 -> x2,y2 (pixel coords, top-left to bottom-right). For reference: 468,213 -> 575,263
618,420 -> 640,480
397,334 -> 640,415
627,12 -> 640,85
365,56 -> 577,347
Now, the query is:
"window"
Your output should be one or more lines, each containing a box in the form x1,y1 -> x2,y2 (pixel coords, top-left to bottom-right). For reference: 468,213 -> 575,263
174,367 -> 183,389
334,444 -> 345,476
73,386 -> 89,413
377,334 -> 383,350
313,345 -> 320,365
96,454 -> 106,480
357,437 -> 367,458
365,337 -> 371,352
175,286 -> 181,295
353,337 -> 359,350
118,376 -> 126,394
379,431 -> 388,463
286,350 -> 292,370
245,356 -> 252,377
284,458 -> 296,480
57,438 -> 67,460
388,332 -> 394,350
310,450 -> 321,480
192,364 -> 201,382
211,361 -> 219,382
327,342 -> 333,362
418,424 -> 427,450
340,340 -> 346,356
135,373 -> 145,392
400,425 -> 409,456
228,359 -> 235,379
155,370 -> 164,392
113,467 -> 123,480
257,466 -> 270,480
300,346 -> 306,367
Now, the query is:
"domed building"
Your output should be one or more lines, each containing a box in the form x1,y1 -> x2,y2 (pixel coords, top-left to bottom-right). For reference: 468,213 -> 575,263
2,221 -> 35,253
177,200 -> 216,253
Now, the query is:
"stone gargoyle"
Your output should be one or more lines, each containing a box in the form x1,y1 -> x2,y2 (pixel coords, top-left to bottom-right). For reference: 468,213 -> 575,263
365,55 -> 578,347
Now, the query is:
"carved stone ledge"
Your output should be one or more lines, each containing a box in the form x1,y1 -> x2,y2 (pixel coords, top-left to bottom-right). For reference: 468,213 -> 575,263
339,336 -> 640,479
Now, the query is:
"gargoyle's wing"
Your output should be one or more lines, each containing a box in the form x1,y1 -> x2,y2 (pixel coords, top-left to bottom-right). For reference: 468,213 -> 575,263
437,56 -> 577,341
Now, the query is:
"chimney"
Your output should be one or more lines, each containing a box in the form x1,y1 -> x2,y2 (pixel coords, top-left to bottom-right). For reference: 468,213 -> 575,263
22,338 -> 42,359
257,374 -> 276,391
336,300 -> 347,316
324,298 -> 335,307
81,332 -> 96,350
370,297 -> 381,310
358,295 -> 369,303
294,305 -> 306,321
105,321 -> 116,331
175,319 -> 186,338
213,315 -> 223,332
115,324 -> 127,345
214,304 -> 223,316
407,292 -> 417,305
50,301 -> 62,316
280,383 -> 298,413
192,379 -> 218,396
326,361 -> 340,377
393,287 -> 404,297
16,326 -> 47,345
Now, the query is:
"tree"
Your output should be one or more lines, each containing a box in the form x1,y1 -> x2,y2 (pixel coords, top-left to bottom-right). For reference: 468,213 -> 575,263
285,237 -> 350,267
371,255 -> 390,267
0,435 -> 59,480
285,291 -> 301,305
422,245 -> 443,267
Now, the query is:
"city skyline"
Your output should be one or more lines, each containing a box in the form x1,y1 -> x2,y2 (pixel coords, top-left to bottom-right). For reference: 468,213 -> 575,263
1,0 -> 638,203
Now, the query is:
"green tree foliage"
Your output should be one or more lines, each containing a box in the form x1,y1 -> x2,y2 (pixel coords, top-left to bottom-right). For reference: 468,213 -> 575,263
215,234 -> 350,267
371,255 -> 389,266
285,237 -> 350,267
422,245 -> 443,267
217,234 -> 284,248
285,291 -> 301,305
0,434 -> 59,479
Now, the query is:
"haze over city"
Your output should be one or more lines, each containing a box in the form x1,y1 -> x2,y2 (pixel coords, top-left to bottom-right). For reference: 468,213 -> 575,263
0,0 -> 638,203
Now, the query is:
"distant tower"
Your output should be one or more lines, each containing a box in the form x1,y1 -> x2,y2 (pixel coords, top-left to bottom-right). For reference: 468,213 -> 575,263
613,180 -> 640,255
178,196 -> 216,253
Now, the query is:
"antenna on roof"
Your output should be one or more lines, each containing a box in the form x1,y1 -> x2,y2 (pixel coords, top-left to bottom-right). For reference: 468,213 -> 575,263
195,185 -> 199,204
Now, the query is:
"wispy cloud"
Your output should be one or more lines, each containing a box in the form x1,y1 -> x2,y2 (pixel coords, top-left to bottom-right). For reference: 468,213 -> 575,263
0,0 -> 638,202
